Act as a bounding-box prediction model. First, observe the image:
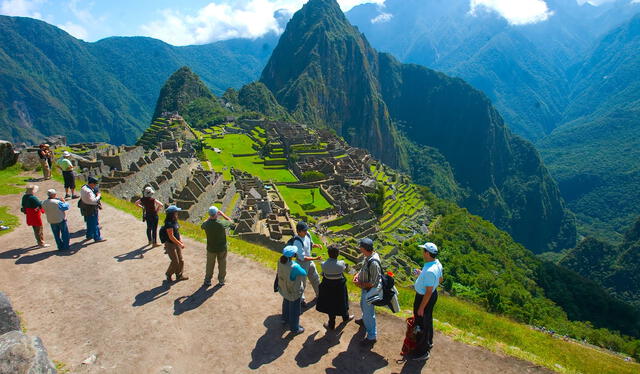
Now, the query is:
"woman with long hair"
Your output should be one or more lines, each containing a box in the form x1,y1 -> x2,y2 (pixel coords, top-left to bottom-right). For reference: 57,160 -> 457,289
163,205 -> 188,283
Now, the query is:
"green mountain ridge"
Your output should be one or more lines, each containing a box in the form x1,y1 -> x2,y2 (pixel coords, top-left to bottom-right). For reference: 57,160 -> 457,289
260,0 -> 576,253
0,15 -> 276,144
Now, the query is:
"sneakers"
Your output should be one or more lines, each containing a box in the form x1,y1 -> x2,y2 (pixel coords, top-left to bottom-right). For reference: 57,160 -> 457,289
176,274 -> 189,282
359,338 -> 377,348
218,281 -> 226,286
166,274 -> 173,283
64,194 -> 71,199
292,326 -> 305,335
71,195 -> 80,199
94,238 -> 107,243
323,321 -> 335,330
37,243 -> 51,248
343,315 -> 355,323
203,280 -> 212,287
410,351 -> 431,361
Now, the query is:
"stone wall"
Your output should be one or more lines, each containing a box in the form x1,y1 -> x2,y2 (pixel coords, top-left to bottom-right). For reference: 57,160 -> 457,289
175,170 -> 225,223
0,141 -> 19,170
97,146 -> 144,172
237,233 -> 284,252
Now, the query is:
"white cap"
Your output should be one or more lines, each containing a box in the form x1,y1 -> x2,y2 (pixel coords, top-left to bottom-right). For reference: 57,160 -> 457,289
143,186 -> 155,196
418,242 -> 438,255
47,189 -> 57,197
62,151 -> 71,157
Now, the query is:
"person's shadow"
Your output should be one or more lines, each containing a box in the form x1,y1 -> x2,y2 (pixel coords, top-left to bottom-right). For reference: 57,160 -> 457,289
325,326 -> 388,374
114,245 -> 153,262
295,330 -> 343,367
173,284 -> 222,315
249,314 -> 296,370
133,282 -> 170,307
399,359 -> 428,374
13,241 -> 86,264
0,245 -> 41,260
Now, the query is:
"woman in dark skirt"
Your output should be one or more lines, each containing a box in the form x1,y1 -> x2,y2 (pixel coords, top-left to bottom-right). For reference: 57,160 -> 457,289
316,244 -> 354,330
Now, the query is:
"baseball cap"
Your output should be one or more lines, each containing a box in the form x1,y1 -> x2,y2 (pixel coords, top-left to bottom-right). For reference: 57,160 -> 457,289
418,242 -> 438,255
87,176 -> 98,184
296,221 -> 308,232
282,245 -> 297,258
47,189 -> 57,197
166,205 -> 182,213
62,151 -> 71,157
144,186 -> 155,196
359,237 -> 374,251
208,205 -> 219,216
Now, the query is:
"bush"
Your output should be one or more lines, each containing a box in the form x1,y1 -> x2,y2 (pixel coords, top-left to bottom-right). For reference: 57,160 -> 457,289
301,171 -> 326,182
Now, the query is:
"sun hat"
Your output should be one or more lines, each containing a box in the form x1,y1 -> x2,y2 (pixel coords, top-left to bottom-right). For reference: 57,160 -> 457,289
143,186 -> 155,197
25,185 -> 39,194
282,245 -> 297,258
208,205 -> 219,216
418,242 -> 438,255
166,205 -> 182,213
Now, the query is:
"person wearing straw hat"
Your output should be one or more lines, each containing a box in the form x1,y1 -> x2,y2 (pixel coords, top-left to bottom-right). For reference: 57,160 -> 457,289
200,205 -> 233,287
42,189 -> 70,251
135,186 -> 164,247
408,242 -> 443,361
57,151 -> 78,199
277,245 -> 307,334
21,185 -> 49,248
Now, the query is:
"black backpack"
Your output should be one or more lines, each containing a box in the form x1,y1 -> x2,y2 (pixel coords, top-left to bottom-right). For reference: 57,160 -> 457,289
367,258 -> 397,309
159,225 -> 169,244
286,235 -> 306,247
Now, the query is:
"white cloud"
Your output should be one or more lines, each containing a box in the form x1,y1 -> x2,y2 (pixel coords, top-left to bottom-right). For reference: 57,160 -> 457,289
469,0 -> 554,25
371,12 -> 392,24
140,0 -> 384,46
59,21 -> 88,39
0,0 -> 46,19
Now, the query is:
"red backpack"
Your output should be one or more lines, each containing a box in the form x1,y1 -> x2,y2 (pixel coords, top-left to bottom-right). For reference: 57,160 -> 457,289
400,317 -> 419,359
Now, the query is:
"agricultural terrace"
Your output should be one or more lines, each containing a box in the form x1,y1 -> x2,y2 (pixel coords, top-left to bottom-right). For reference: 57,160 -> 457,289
201,132 -> 297,182
372,164 -> 426,232
277,186 -> 332,218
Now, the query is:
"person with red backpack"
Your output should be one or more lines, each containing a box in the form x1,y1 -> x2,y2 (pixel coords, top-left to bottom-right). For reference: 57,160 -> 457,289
408,242 -> 443,361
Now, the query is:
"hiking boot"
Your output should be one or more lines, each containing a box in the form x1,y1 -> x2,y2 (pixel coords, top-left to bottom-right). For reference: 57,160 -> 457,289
203,280 -> 212,287
65,194 -> 71,199
94,238 -> 107,243
410,352 -> 430,361
323,321 -> 335,330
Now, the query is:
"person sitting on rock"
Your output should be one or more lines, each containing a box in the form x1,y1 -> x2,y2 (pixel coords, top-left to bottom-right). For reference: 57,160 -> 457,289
21,185 -> 49,248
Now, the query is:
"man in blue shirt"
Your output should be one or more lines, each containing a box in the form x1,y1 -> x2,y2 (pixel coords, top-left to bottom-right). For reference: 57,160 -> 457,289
410,242 -> 443,361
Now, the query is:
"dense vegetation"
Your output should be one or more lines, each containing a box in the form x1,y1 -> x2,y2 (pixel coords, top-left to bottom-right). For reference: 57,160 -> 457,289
558,217 -> 640,309
0,15 -> 276,144
260,0 -> 575,253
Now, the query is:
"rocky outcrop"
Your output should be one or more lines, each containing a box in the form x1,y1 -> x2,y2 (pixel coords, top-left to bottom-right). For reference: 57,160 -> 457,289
0,331 -> 57,374
0,292 -> 57,373
0,293 -> 20,335
0,140 -> 19,170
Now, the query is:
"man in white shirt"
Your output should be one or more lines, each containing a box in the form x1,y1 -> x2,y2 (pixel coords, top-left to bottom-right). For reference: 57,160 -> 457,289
410,242 -> 444,361
292,221 -> 321,307
80,177 -> 106,242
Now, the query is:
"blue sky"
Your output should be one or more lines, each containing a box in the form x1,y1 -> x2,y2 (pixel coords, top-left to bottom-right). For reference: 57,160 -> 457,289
0,0 -> 630,45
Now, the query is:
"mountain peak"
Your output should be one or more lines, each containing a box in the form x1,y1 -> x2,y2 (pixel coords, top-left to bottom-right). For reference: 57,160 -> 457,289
152,66 -> 214,120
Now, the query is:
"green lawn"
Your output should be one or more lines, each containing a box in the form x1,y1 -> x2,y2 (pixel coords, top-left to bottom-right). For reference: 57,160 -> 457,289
328,222 -> 353,232
0,206 -> 20,236
0,164 -> 29,195
203,134 -> 297,182
277,186 -> 332,217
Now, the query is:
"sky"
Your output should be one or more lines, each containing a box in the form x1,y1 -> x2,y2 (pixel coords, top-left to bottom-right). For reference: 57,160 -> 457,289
0,0 -> 633,45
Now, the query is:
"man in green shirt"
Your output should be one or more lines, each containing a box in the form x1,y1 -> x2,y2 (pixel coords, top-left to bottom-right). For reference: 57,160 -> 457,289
57,151 -> 78,199
201,205 -> 233,287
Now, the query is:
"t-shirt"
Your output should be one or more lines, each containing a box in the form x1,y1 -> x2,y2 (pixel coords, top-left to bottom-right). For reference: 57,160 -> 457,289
57,158 -> 73,171
201,218 -> 232,252
21,194 -> 41,209
42,198 -> 69,224
140,197 -> 159,217
294,234 -> 312,262
414,259 -> 443,295
164,221 -> 181,241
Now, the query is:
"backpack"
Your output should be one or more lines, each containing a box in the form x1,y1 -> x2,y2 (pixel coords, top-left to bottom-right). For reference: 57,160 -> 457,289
286,235 -> 306,247
400,317 -> 419,359
367,258 -> 397,309
159,225 -> 169,244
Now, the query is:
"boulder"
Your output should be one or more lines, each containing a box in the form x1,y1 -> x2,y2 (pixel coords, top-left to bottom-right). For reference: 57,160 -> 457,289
0,141 -> 19,170
0,292 -> 20,335
0,331 -> 57,374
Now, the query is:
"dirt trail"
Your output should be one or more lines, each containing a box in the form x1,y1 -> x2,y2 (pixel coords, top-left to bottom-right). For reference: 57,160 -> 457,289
0,179 -> 550,374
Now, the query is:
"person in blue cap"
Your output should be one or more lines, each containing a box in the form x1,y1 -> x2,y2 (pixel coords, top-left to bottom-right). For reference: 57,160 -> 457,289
201,205 -> 233,287
277,245 -> 307,334
163,205 -> 188,283
409,242 -> 443,361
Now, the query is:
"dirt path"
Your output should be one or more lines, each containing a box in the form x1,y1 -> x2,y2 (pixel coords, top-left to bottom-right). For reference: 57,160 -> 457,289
0,179 -> 550,374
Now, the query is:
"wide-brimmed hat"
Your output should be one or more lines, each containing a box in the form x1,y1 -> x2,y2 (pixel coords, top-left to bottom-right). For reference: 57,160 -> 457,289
25,185 -> 39,194
143,186 -> 155,197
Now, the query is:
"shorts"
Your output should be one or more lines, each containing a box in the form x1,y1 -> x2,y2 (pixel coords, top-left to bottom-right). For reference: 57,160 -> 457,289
62,171 -> 75,189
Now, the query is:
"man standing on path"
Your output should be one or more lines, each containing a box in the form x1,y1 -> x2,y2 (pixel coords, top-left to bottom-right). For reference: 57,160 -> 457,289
409,242 -> 444,361
353,237 -> 381,347
292,221 -> 322,307
21,185 -> 49,248
201,205 -> 233,287
57,151 -> 78,199
80,177 -> 105,242
41,189 -> 70,251
37,144 -> 52,180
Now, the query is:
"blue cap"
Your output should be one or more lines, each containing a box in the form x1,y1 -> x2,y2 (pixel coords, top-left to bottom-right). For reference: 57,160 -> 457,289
166,205 -> 182,213
296,221 -> 308,232
282,245 -> 297,258
359,238 -> 374,251
208,206 -> 219,216
418,242 -> 438,255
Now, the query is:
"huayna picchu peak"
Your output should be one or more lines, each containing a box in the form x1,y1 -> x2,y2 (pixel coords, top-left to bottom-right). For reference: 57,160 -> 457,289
260,0 -> 576,253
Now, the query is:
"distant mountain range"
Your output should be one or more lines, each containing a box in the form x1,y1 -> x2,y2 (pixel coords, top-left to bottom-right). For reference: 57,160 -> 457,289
260,0 -> 575,253
0,15 -> 276,145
